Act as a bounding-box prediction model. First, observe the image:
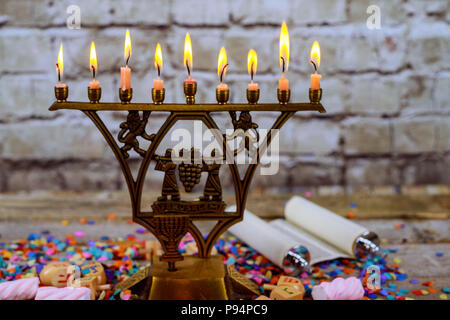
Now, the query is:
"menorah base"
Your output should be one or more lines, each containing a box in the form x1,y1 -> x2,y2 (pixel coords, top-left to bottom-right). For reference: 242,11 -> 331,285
114,255 -> 263,300
149,255 -> 228,300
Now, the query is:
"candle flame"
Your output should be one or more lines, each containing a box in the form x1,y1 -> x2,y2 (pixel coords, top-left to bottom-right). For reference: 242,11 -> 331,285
310,41 -> 320,68
124,29 -> 131,64
247,49 -> 257,77
217,47 -> 227,79
154,43 -> 163,73
90,41 -> 97,73
279,21 -> 289,72
184,33 -> 193,73
57,43 -> 64,78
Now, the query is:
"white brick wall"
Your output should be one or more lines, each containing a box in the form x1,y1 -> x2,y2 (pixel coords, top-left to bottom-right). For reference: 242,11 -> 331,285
0,0 -> 449,191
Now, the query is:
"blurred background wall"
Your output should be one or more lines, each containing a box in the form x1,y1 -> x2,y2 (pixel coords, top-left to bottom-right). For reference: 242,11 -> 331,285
0,0 -> 449,193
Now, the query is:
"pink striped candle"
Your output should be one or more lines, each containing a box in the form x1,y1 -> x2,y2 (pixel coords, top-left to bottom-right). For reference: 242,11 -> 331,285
0,277 -> 40,300
35,286 -> 92,300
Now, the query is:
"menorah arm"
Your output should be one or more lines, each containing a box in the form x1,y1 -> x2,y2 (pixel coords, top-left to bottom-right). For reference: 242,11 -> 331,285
49,101 -> 326,113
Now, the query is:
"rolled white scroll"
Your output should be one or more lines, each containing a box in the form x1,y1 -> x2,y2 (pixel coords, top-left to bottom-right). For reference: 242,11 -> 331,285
269,218 -> 351,264
228,206 -> 299,268
285,196 -> 368,257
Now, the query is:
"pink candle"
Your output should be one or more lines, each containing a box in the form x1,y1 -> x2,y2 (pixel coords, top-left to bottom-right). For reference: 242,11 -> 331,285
121,66 -> 131,90
310,73 -> 322,90
56,82 -> 67,88
185,77 -> 196,84
217,83 -> 228,90
121,29 -> 132,90
89,80 -> 100,89
279,77 -> 289,90
248,81 -> 258,91
153,79 -> 163,90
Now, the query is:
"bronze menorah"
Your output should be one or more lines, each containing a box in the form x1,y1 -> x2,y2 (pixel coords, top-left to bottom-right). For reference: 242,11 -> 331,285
50,85 -> 325,298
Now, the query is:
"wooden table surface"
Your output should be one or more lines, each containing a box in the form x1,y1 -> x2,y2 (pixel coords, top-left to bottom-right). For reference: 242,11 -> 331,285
0,190 -> 449,300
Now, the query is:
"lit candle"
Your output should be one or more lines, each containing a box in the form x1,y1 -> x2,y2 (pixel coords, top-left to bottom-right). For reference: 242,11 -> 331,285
279,21 -> 289,91
247,49 -> 258,91
217,47 -> 228,90
120,29 -> 132,90
89,41 -> 100,89
310,41 -> 322,90
184,32 -> 196,84
55,44 -> 67,88
153,43 -> 163,90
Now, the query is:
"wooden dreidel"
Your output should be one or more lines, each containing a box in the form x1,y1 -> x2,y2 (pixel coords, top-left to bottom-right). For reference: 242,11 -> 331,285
270,285 -> 304,300
262,284 -> 277,291
277,275 -> 305,293
67,272 -> 111,300
70,276 -> 98,300
80,262 -> 107,285
39,261 -> 71,288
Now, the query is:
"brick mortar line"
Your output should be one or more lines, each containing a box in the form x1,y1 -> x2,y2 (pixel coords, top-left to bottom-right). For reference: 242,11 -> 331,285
2,152 -> 448,166
2,112 -> 449,126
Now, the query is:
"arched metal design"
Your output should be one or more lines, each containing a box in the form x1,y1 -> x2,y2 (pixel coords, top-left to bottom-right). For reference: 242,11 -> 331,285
51,102 -> 326,270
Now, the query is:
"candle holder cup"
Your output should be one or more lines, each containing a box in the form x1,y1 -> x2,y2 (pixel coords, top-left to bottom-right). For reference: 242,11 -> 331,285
119,88 -> 133,104
309,88 -> 322,104
152,88 -> 165,105
277,89 -> 290,105
50,84 -> 326,300
54,86 -> 68,102
184,82 -> 197,104
216,88 -> 229,105
246,89 -> 259,104
88,87 -> 102,103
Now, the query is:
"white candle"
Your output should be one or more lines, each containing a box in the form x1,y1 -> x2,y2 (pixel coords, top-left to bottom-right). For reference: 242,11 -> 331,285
310,41 -> 322,90
89,41 -> 100,89
56,43 -> 67,88
183,33 -> 196,85
217,47 -> 229,91
279,21 -> 290,91
247,49 -> 258,91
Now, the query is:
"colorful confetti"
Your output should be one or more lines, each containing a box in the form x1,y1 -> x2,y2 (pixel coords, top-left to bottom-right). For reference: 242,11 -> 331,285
0,229 -> 446,301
